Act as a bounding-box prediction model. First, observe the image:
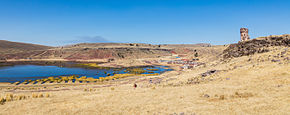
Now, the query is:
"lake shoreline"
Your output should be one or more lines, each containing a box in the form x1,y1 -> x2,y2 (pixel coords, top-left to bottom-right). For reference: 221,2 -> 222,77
0,59 -> 177,70
0,63 -> 173,83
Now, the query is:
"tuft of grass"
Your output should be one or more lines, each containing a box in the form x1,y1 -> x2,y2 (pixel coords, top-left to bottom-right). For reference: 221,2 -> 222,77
146,68 -> 159,71
111,87 -> 115,90
13,81 -> 20,85
45,93 -> 50,98
15,95 -> 26,100
140,73 -> 159,76
38,93 -> 44,98
125,68 -> 147,74
0,96 -> 6,105
232,92 -> 254,98
32,93 -> 38,98
219,95 -> 226,100
5,94 -> 13,102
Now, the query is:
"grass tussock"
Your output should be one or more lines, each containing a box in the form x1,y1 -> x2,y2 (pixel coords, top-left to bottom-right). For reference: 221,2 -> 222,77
146,68 -> 159,71
125,68 -> 147,74
0,96 -> 5,105
208,92 -> 254,102
32,93 -> 51,98
0,92 -> 51,105
11,66 -> 163,86
84,88 -> 96,92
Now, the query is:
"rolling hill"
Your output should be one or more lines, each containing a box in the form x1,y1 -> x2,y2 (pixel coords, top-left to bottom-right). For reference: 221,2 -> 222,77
0,40 -> 52,54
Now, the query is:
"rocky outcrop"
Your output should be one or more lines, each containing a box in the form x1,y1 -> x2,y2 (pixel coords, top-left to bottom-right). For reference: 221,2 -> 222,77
223,34 -> 290,58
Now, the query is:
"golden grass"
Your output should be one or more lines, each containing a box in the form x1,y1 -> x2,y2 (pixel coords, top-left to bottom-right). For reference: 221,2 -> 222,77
79,63 -> 100,67
146,68 -> 159,71
45,93 -> 50,98
0,96 -> 5,105
125,68 -> 147,74
0,92 -> 52,105
0,46 -> 288,114
12,69 -> 160,85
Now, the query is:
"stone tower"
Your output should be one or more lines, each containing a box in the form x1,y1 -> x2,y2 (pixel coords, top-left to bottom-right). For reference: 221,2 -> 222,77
240,28 -> 250,41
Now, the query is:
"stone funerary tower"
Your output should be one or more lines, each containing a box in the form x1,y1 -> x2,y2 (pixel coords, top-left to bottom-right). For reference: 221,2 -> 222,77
240,28 -> 250,41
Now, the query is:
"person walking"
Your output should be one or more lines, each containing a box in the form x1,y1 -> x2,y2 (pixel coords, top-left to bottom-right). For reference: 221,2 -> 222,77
134,83 -> 137,89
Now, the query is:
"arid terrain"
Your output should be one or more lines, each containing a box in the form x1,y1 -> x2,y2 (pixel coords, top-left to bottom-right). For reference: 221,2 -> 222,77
0,35 -> 289,115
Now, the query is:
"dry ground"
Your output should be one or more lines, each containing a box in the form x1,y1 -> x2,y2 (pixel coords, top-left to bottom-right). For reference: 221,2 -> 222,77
0,46 -> 289,115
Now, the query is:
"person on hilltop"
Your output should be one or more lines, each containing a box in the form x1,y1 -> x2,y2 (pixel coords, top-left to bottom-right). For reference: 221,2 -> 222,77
134,83 -> 137,89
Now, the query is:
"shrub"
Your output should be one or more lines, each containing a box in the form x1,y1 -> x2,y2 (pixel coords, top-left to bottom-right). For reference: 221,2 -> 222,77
57,79 -> 62,83
21,95 -> 27,100
5,94 -> 13,102
68,76 -> 76,80
126,68 -> 147,74
86,77 -> 97,82
146,68 -> 159,71
22,81 -> 28,85
89,88 -> 95,92
48,77 -> 55,81
45,93 -> 50,97
232,92 -> 254,98
140,73 -> 159,76
38,93 -> 44,98
219,95 -> 226,100
0,96 -> 6,105
15,95 -> 26,100
13,81 -> 20,85
32,93 -> 38,98
30,81 -> 36,84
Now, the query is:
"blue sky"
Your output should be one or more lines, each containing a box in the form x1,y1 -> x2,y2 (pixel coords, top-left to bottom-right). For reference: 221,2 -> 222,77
0,0 -> 289,46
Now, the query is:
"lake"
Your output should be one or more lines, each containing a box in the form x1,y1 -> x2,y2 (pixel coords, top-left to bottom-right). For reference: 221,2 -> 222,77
0,64 -> 172,83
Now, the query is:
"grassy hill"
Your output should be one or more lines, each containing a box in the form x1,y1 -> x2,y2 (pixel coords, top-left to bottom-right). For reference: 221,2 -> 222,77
0,35 -> 289,114
0,40 -> 52,54
0,41 -> 218,61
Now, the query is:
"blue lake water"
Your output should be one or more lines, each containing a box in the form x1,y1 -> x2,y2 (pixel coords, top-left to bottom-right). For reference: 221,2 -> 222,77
0,65 -> 171,83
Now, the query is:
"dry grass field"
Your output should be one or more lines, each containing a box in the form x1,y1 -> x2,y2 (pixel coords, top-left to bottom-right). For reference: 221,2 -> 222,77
0,45 -> 289,115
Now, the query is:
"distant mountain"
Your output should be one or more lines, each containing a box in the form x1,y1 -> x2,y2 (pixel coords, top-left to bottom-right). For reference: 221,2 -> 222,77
0,40 -> 52,54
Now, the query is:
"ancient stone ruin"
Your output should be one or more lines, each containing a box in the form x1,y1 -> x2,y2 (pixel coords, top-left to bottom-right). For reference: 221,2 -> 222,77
223,34 -> 289,59
240,28 -> 250,41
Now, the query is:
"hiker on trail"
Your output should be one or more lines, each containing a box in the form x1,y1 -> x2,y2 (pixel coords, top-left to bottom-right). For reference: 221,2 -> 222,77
134,83 -> 137,88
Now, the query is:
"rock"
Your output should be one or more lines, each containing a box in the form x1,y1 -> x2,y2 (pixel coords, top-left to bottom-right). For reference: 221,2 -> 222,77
271,59 -> 280,62
204,94 -> 210,98
222,35 -> 289,59
201,70 -> 218,77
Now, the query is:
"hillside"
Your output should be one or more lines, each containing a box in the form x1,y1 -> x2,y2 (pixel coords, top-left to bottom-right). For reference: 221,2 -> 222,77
0,41 -> 221,62
0,35 -> 289,114
222,34 -> 289,59
0,40 -> 52,54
